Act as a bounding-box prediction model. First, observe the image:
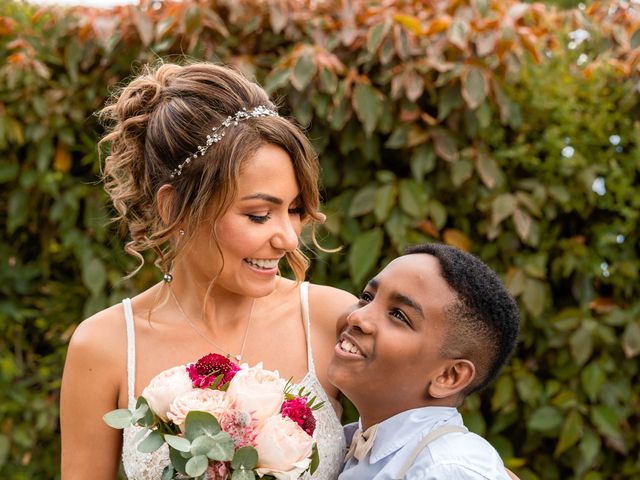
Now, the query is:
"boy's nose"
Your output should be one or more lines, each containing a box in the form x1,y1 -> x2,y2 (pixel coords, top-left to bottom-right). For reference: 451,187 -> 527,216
346,305 -> 376,334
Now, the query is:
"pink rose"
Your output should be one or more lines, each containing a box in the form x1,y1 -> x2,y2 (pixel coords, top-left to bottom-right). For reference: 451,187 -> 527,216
167,388 -> 237,431
226,363 -> 286,421
254,414 -> 314,480
141,365 -> 193,421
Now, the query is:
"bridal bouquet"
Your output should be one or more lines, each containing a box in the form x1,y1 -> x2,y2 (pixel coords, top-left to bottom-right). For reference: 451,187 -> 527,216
104,353 -> 322,480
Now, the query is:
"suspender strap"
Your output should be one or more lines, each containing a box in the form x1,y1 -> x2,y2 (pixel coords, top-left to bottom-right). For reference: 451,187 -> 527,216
393,425 -> 468,480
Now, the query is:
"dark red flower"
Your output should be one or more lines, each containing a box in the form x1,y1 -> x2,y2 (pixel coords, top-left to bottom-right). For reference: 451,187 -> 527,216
280,396 -> 316,436
187,353 -> 240,389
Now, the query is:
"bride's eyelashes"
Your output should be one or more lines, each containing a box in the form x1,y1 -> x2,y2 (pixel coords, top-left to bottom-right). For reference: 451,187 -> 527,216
288,206 -> 305,216
247,213 -> 271,224
246,206 -> 305,224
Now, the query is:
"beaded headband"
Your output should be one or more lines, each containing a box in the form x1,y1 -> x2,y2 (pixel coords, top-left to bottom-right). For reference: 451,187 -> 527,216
170,105 -> 279,179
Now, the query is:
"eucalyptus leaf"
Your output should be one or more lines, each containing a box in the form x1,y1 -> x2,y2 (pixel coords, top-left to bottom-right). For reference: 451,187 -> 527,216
231,445 -> 259,470
191,434 -> 217,456
161,465 -> 174,480
130,403 -> 149,424
184,411 -> 221,441
169,446 -> 188,474
165,434 -> 191,453
205,431 -> 234,461
231,468 -> 256,480
185,454 -> 209,477
138,430 -> 164,453
102,409 -> 132,429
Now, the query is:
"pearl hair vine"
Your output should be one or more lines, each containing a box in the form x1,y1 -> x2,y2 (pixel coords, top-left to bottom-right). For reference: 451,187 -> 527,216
169,105 -> 279,179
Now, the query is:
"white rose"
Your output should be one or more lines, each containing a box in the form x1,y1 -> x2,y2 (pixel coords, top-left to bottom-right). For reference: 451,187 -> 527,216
254,414 -> 313,480
226,362 -> 286,421
167,388 -> 237,431
141,365 -> 193,421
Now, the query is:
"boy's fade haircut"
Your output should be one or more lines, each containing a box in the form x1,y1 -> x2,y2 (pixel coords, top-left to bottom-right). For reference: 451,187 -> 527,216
402,243 -> 520,394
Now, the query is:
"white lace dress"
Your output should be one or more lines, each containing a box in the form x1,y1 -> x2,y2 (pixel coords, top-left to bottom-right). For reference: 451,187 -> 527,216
121,282 -> 346,480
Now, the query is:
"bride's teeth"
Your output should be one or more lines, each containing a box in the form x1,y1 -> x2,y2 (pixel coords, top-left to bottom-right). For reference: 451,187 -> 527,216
246,258 -> 278,269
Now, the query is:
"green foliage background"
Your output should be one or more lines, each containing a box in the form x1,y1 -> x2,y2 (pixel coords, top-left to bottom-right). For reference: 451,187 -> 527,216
0,0 -> 639,478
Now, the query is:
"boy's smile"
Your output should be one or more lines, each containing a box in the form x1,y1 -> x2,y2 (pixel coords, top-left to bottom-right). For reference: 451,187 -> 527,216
328,254 -> 460,426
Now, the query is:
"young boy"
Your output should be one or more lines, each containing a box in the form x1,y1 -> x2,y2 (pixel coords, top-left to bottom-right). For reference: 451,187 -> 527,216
328,243 -> 520,480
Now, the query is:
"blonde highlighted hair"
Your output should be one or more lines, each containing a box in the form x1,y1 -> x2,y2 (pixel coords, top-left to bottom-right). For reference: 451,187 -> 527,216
99,61 -> 323,281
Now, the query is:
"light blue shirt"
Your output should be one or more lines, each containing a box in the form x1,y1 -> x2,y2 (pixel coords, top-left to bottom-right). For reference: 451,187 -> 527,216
339,407 -> 511,480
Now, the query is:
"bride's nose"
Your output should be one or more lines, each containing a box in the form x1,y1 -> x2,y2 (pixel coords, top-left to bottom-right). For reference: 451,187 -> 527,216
271,215 -> 300,252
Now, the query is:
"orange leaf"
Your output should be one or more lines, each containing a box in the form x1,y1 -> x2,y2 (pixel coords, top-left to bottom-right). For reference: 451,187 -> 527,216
393,14 -> 422,35
0,17 -> 16,35
589,297 -> 618,314
425,15 -> 451,35
421,111 -> 438,126
495,38 -> 514,60
519,30 -> 541,63
418,220 -> 440,239
54,143 -> 72,173
443,228 -> 471,252
8,53 -> 26,64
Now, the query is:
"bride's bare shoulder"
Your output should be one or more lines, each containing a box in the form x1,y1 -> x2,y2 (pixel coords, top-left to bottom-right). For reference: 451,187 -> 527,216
66,301 -> 128,367
307,283 -> 357,329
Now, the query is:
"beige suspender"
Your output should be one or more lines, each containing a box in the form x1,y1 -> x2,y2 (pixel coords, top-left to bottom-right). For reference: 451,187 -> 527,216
393,425 -> 468,480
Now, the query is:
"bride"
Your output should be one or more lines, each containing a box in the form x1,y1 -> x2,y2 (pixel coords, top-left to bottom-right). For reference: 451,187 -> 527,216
60,61 -> 356,479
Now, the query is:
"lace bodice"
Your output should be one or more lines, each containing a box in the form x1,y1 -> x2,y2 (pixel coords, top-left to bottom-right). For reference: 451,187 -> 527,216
121,283 -> 346,480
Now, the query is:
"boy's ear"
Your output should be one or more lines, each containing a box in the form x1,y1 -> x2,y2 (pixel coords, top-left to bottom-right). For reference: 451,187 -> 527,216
156,184 -> 176,225
427,359 -> 476,399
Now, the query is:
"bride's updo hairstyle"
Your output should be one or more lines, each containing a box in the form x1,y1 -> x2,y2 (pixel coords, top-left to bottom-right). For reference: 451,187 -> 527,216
99,62 -> 323,281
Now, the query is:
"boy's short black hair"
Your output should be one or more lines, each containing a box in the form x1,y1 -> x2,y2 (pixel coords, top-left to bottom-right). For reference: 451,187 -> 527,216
402,243 -> 520,394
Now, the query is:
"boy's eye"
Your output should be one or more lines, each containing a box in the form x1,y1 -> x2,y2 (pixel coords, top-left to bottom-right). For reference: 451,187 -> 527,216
358,291 -> 373,305
390,309 -> 410,325
247,213 -> 271,224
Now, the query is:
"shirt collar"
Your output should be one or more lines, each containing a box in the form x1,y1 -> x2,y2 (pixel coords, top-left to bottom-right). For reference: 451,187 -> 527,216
367,406 -> 462,464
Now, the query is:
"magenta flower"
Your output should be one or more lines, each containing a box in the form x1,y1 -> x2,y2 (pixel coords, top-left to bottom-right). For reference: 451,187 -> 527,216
187,353 -> 240,389
280,396 -> 316,436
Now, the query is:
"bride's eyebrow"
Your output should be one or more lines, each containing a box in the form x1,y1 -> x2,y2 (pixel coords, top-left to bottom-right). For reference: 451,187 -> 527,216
240,193 -> 283,205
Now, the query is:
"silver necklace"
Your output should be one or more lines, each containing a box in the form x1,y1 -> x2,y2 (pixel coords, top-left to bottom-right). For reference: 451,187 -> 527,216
168,287 -> 255,362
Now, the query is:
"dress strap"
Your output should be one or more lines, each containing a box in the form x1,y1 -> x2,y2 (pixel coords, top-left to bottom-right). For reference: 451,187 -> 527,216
122,298 -> 136,410
393,425 -> 468,479
299,281 -> 315,375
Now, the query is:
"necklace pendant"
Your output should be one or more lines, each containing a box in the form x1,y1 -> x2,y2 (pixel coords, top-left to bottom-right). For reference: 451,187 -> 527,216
234,354 -> 242,362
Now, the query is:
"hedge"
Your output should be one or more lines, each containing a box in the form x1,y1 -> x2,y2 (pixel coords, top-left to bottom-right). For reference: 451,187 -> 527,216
0,0 -> 639,478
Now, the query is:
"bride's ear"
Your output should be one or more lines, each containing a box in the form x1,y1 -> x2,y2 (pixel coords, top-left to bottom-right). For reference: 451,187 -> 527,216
427,359 -> 475,400
156,184 -> 176,225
